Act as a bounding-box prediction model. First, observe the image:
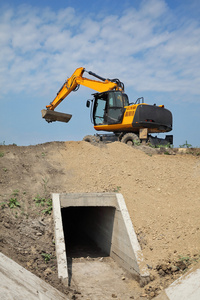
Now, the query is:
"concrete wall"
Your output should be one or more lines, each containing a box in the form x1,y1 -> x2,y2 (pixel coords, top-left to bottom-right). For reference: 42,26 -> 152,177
112,194 -> 149,279
81,206 -> 115,255
111,206 -> 140,277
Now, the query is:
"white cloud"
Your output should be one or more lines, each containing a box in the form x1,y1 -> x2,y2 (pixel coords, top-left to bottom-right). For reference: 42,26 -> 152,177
0,0 -> 200,101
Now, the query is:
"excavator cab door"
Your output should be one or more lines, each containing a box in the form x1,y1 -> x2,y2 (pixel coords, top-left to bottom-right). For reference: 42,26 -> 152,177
93,91 -> 128,126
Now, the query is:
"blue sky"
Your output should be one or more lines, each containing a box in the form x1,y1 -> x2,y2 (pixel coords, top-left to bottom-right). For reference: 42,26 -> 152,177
0,0 -> 200,147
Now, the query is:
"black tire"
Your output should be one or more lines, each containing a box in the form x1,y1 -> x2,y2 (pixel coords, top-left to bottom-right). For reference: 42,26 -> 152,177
93,135 -> 101,143
83,135 -> 99,145
121,133 -> 140,146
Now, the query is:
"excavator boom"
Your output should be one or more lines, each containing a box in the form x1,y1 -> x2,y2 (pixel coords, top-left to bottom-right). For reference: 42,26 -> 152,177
42,67 -> 123,123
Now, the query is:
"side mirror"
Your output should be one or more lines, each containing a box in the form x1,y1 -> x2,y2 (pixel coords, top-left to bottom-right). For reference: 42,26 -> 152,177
86,100 -> 90,108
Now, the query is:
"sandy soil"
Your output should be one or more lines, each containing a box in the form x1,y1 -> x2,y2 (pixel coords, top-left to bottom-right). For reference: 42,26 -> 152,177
0,141 -> 200,299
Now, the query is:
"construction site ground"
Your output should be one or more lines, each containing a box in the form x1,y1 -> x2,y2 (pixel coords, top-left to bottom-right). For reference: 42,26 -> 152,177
0,141 -> 200,299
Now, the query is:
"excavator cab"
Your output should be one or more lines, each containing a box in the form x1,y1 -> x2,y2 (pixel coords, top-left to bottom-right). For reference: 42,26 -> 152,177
92,91 -> 129,126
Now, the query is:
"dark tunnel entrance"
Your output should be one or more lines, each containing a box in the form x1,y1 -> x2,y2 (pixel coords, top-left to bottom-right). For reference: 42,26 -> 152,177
61,206 -> 116,258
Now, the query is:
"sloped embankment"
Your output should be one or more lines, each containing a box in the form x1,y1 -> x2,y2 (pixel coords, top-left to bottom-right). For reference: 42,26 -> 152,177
0,141 -> 200,298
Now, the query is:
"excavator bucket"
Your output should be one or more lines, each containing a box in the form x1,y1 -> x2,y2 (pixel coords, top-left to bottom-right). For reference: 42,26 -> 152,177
41,109 -> 72,123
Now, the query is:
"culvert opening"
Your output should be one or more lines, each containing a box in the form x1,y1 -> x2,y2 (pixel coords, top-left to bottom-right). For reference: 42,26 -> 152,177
61,206 -> 115,258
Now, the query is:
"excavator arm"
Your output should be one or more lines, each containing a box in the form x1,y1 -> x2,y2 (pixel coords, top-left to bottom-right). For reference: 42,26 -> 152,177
46,67 -> 85,111
42,67 -> 124,122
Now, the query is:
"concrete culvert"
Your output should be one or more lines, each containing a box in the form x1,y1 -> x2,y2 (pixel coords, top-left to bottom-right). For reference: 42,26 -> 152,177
52,193 -> 149,283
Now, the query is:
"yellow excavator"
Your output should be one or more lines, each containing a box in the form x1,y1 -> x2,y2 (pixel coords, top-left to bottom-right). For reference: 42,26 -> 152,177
42,67 -> 173,145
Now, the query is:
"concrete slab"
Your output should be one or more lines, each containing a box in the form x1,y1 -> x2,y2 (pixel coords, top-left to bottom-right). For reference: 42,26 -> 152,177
52,193 -> 68,283
52,192 -> 149,284
71,258 -> 141,300
0,252 -> 68,300
155,263 -> 200,300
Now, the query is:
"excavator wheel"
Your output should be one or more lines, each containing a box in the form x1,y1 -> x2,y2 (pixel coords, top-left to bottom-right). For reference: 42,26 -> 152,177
83,135 -> 99,145
121,133 -> 140,146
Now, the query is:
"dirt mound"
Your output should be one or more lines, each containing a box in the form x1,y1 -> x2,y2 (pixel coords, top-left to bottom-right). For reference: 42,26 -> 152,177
0,141 -> 200,298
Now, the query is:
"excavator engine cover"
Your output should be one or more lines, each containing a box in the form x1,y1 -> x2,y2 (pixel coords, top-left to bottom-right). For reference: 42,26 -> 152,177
41,109 -> 72,123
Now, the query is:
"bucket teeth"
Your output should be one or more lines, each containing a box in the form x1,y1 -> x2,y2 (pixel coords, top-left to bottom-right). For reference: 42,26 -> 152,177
41,109 -> 72,123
